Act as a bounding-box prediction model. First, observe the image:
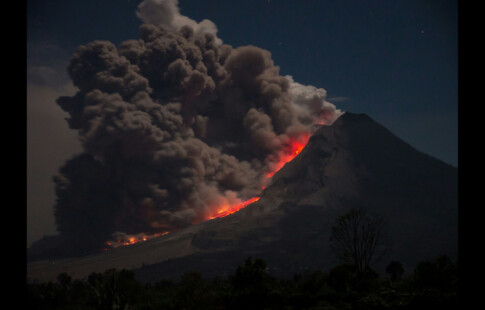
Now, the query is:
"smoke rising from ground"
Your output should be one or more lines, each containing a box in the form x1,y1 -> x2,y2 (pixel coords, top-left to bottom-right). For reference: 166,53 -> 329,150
53,0 -> 342,250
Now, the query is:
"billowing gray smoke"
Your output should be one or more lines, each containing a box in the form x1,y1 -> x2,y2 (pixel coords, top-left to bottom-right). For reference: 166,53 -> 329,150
53,0 -> 342,250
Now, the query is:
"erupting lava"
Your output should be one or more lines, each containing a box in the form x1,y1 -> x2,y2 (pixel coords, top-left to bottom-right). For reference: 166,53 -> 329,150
103,231 -> 169,249
209,131 -> 311,220
209,197 -> 261,220
264,133 -> 310,180
104,131 -> 312,249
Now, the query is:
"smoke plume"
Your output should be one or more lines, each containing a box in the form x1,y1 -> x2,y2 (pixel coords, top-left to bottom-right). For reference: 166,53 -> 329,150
53,0 -> 343,251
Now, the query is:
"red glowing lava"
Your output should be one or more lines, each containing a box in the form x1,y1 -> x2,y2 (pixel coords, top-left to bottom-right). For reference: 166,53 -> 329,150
104,131 -> 312,249
264,133 -> 310,180
209,196 -> 261,220
103,231 -> 169,249
209,131 -> 311,220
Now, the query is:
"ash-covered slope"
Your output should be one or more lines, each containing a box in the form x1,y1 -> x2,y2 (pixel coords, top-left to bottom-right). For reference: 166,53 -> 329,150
27,112 -> 458,282
268,112 -> 457,264
134,112 -> 457,281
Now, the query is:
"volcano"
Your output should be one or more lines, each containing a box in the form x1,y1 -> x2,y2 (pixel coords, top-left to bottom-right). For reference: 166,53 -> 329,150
27,112 -> 458,282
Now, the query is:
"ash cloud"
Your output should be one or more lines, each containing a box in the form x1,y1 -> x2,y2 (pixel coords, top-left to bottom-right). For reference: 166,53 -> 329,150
53,0 -> 343,251
136,0 -> 222,45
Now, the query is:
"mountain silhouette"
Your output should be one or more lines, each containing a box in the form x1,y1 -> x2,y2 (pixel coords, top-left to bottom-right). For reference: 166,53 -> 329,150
27,112 -> 458,282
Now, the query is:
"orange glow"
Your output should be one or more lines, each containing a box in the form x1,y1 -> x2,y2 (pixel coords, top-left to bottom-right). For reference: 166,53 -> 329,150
264,133 -> 310,181
103,130 -> 312,249
209,197 -> 261,220
207,131 -> 311,221
103,231 -> 169,249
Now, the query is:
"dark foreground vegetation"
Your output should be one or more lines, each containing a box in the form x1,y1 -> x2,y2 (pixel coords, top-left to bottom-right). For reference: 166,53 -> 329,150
27,255 -> 457,310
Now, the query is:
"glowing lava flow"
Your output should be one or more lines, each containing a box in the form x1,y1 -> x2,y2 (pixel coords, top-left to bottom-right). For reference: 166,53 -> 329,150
209,131 -> 311,220
103,131 -> 312,249
264,133 -> 310,181
209,197 -> 261,220
103,231 -> 169,249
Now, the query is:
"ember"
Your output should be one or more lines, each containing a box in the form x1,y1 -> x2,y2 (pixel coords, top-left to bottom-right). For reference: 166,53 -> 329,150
103,231 -> 169,249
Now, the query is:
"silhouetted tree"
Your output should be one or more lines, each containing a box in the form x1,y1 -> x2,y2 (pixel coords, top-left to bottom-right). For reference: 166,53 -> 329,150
386,260 -> 404,282
407,255 -> 458,307
229,257 -> 274,310
175,271 -> 223,309
26,254 -> 458,310
328,263 -> 380,296
231,257 -> 269,291
413,255 -> 458,291
328,263 -> 357,293
57,272 -> 72,288
330,208 -> 385,272
84,269 -> 142,309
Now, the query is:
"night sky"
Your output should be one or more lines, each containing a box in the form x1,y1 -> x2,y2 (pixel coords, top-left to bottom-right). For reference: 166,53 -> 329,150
27,0 -> 458,246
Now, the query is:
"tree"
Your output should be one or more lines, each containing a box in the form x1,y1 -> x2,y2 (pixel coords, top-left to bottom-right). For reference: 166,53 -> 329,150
413,255 -> 458,291
231,257 -> 270,291
229,257 -> 274,310
386,260 -> 404,282
57,272 -> 72,288
330,208 -> 385,272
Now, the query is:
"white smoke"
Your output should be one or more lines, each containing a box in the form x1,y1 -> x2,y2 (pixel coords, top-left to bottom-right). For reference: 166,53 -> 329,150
286,75 -> 344,126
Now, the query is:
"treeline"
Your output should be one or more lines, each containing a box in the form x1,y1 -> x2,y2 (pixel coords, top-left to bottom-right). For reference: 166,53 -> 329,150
27,255 -> 457,310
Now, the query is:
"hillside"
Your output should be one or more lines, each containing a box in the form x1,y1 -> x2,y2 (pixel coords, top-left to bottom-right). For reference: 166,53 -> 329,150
27,112 -> 458,283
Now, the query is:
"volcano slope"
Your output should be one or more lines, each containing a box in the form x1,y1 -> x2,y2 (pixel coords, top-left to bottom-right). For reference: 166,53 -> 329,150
27,112 -> 458,282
